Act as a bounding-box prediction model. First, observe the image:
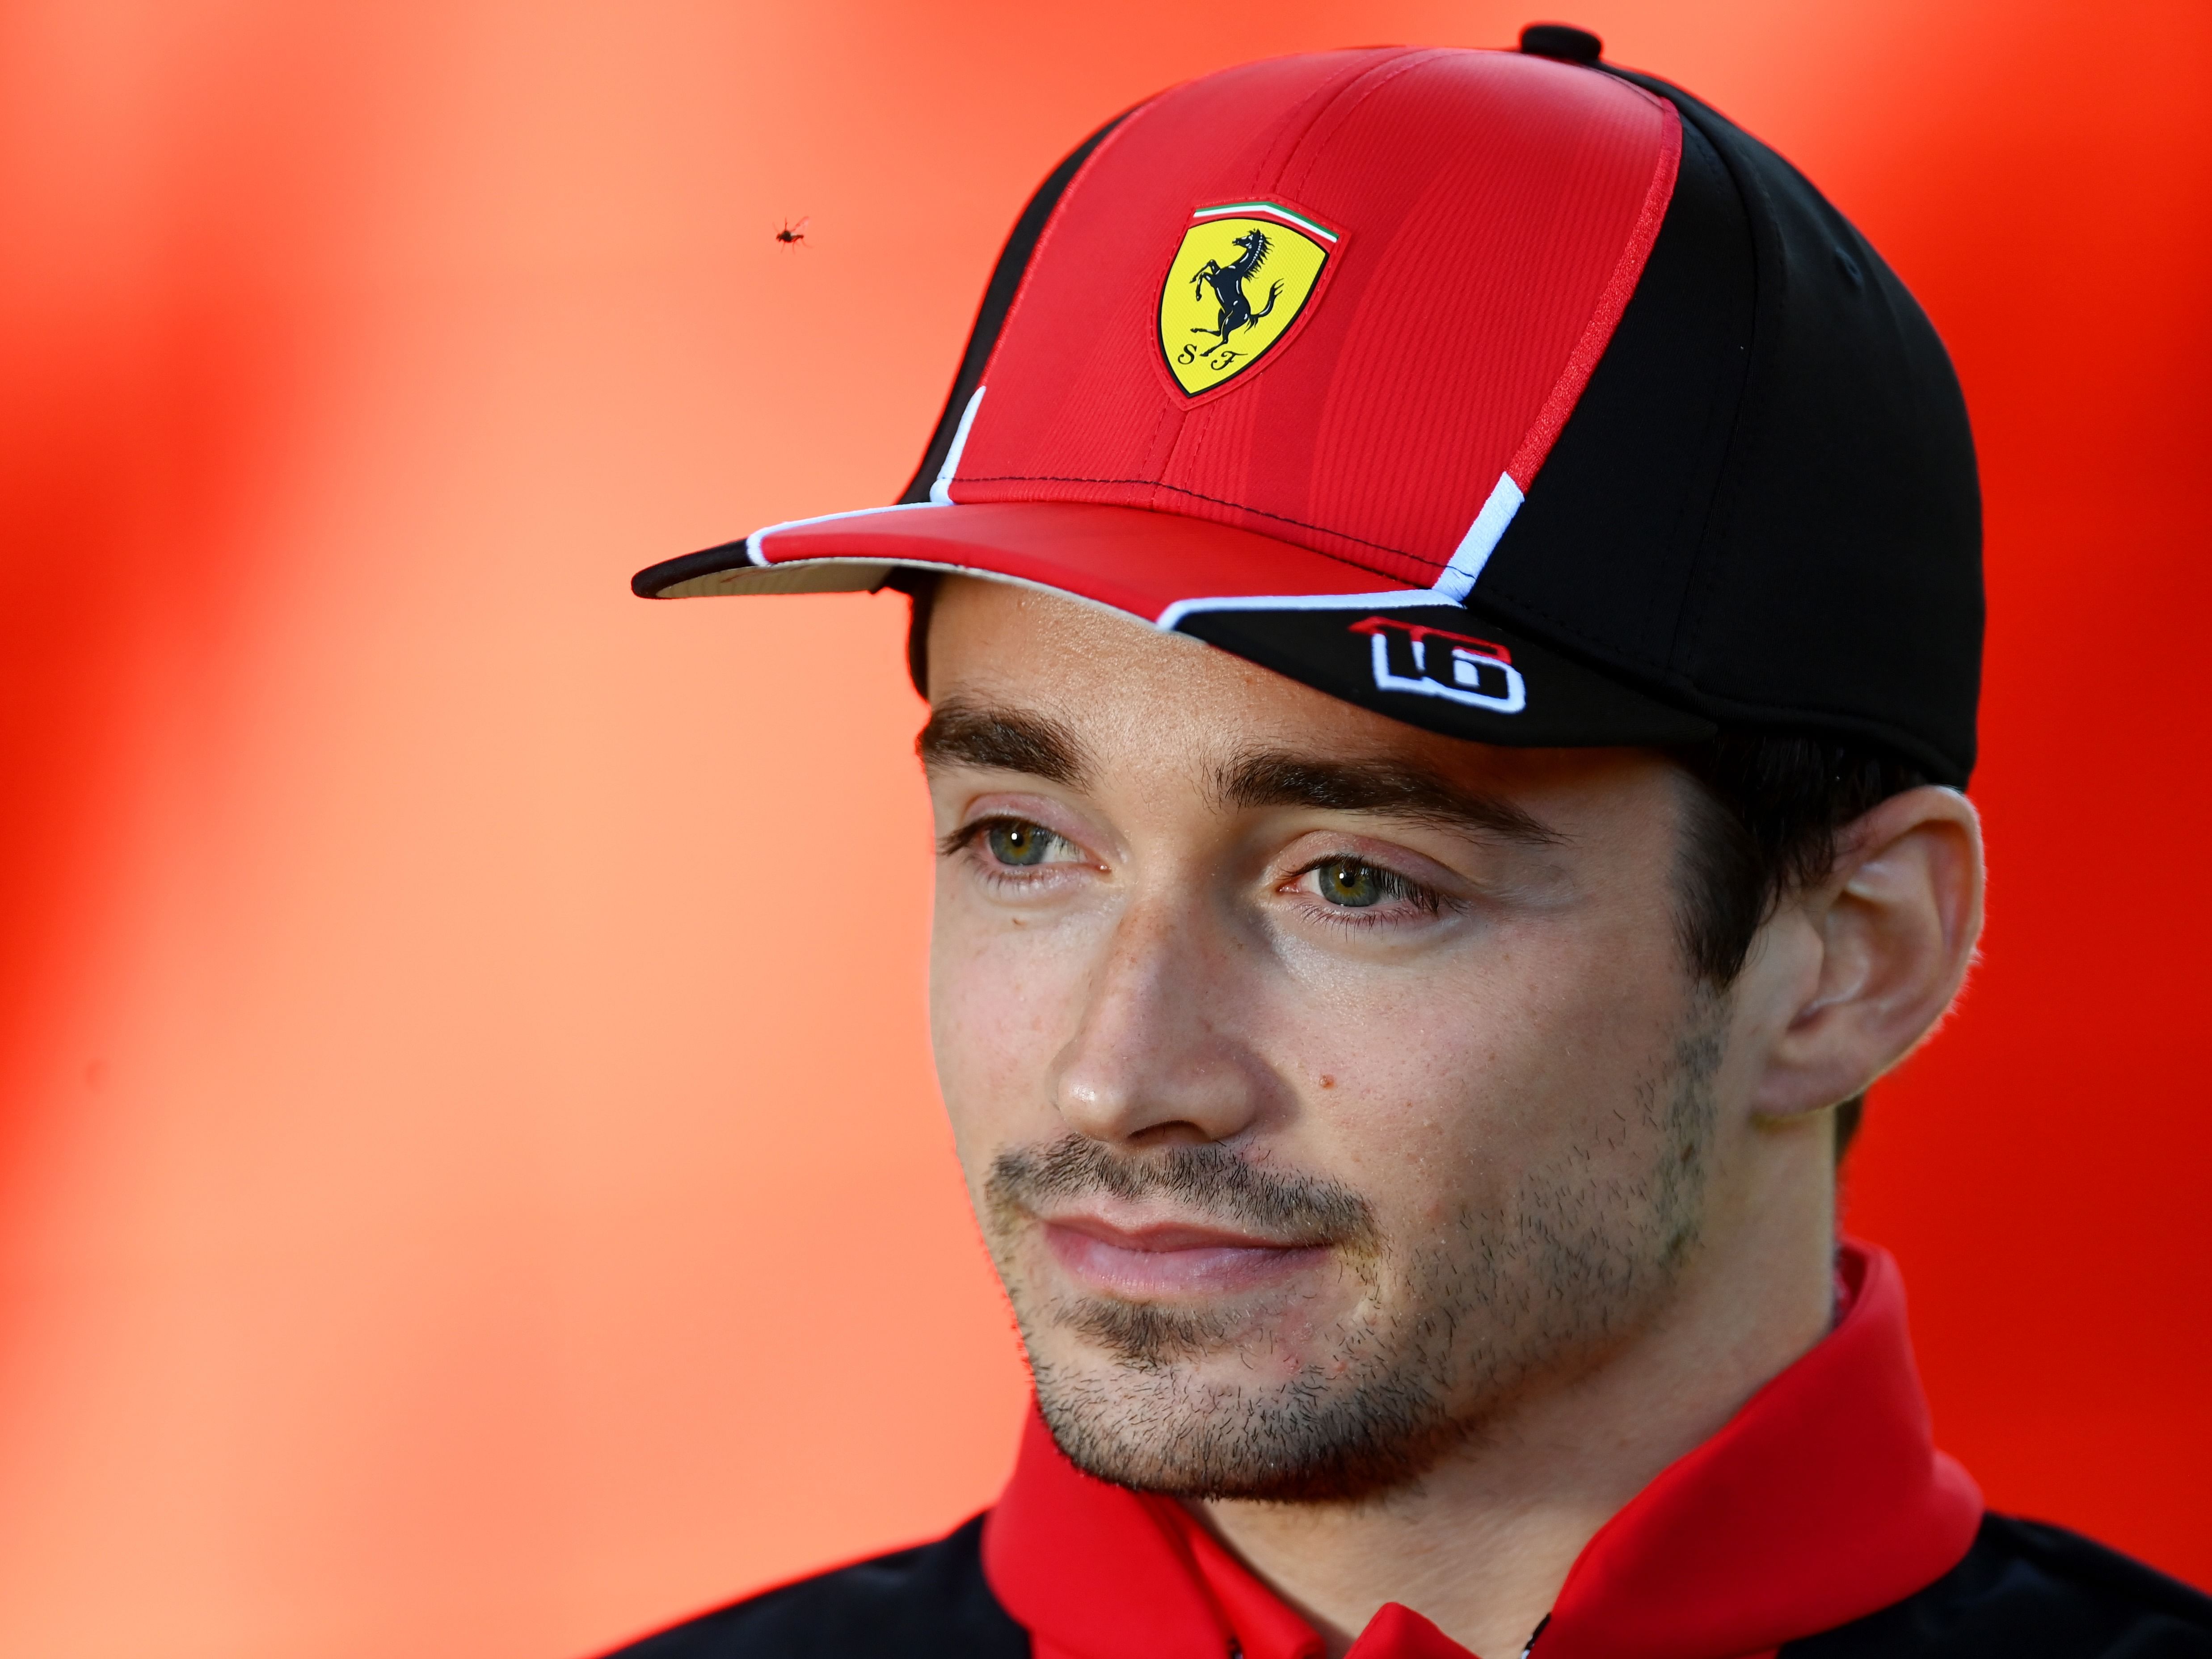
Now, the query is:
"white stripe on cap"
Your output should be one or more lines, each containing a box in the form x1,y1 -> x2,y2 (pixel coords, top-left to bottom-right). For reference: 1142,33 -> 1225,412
1433,472 -> 1525,602
929,385 -> 987,505
1153,472 -> 1525,628
743,501 -> 947,565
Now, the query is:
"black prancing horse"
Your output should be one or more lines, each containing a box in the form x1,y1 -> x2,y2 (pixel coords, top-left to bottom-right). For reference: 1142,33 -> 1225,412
1190,229 -> 1283,343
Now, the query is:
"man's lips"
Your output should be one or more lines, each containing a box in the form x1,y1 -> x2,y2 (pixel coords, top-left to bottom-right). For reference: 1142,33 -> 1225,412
1039,1212 -> 1331,1297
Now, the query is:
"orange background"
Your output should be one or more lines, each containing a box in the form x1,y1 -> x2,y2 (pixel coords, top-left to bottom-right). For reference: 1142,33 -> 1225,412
1,1 -> 2206,1654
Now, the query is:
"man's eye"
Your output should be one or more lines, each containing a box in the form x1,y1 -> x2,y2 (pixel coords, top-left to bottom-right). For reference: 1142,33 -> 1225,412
983,820 -> 1065,867
1315,858 -> 1398,908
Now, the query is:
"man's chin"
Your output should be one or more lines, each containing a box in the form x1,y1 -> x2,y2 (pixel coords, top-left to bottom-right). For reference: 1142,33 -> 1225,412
1021,1319 -> 1463,1503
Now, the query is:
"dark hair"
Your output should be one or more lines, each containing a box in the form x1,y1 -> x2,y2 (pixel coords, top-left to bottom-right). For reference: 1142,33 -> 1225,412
1671,734 -> 1931,1160
897,571 -> 938,698
902,578 -> 1920,1160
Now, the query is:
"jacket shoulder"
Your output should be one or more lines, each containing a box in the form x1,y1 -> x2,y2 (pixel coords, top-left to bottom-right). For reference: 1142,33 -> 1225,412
599,1514 -> 1030,1659
1786,1513 -> 2212,1658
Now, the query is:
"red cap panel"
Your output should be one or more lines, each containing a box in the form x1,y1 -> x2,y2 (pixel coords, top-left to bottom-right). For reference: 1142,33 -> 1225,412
945,47 -> 1679,593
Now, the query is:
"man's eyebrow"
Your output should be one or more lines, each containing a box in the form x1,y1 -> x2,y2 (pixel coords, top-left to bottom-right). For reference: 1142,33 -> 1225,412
917,699 -> 1091,787
1216,750 -> 1565,846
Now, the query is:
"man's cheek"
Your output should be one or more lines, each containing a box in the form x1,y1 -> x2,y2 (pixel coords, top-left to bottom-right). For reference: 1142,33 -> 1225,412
1308,1001 -> 1564,1199
929,902 -> 1079,1139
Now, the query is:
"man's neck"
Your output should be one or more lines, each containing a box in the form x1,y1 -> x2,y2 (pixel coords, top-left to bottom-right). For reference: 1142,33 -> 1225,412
1192,1194 -> 1837,1659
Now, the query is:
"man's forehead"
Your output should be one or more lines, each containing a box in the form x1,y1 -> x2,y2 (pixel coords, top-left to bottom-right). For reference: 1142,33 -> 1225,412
922,579 -> 1655,842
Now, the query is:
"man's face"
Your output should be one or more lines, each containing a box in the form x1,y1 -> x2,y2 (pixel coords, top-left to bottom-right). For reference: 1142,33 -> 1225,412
923,577 -> 1735,1501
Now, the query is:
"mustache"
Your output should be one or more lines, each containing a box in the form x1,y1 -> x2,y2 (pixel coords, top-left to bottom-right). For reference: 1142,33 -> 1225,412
984,1135 -> 1378,1250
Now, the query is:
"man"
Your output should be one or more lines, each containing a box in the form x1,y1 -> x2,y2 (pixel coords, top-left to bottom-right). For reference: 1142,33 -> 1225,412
615,25 -> 2211,1659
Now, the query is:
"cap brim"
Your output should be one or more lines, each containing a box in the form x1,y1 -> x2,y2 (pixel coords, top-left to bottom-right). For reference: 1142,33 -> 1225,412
632,501 -> 1714,749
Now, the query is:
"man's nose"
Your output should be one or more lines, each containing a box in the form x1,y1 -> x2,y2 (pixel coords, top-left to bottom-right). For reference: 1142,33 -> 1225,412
1045,890 -> 1275,1147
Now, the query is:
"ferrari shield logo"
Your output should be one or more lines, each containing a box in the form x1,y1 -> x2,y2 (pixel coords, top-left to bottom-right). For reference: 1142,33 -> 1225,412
1159,203 -> 1334,396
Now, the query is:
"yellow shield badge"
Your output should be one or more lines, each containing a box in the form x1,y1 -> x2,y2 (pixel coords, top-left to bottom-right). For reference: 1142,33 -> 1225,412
1159,203 -> 1334,396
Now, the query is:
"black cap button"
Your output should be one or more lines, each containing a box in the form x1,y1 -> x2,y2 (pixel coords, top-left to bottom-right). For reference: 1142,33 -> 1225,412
1519,23 -> 1603,63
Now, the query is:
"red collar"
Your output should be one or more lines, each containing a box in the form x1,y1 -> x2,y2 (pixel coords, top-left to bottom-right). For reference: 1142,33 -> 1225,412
982,1241 -> 1981,1659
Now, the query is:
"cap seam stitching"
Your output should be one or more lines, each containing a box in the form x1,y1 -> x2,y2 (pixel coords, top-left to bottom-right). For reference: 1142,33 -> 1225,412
1235,49 -> 1429,197
973,107 -> 1155,433
1277,49 -> 1449,200
1646,118 -> 1755,665
1653,94 -> 1778,680
1139,400 -> 1182,510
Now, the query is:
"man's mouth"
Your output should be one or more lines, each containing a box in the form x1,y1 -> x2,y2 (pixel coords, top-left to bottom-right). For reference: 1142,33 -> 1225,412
1039,1211 -> 1332,1297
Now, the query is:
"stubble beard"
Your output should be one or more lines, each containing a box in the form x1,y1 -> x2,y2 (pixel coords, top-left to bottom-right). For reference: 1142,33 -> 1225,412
980,998 -> 1726,1503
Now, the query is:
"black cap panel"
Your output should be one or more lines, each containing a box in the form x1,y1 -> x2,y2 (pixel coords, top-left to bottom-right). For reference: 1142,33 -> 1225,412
1174,604 -> 1717,750
1663,85 -> 1983,783
1469,67 -> 1982,785
1474,114 -> 1755,683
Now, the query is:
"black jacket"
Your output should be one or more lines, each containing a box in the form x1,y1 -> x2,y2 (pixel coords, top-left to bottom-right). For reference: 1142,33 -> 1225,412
607,1512 -> 2212,1659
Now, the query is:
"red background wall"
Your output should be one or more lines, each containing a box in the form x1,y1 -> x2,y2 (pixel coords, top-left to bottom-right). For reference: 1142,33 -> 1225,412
1,2 -> 2204,1654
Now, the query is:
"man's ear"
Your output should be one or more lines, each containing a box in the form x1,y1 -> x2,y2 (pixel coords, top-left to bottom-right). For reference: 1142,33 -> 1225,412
1750,786 -> 1984,1120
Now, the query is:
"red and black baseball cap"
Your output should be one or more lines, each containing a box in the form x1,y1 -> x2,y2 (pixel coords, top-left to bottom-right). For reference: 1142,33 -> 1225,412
635,25 -> 1983,785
